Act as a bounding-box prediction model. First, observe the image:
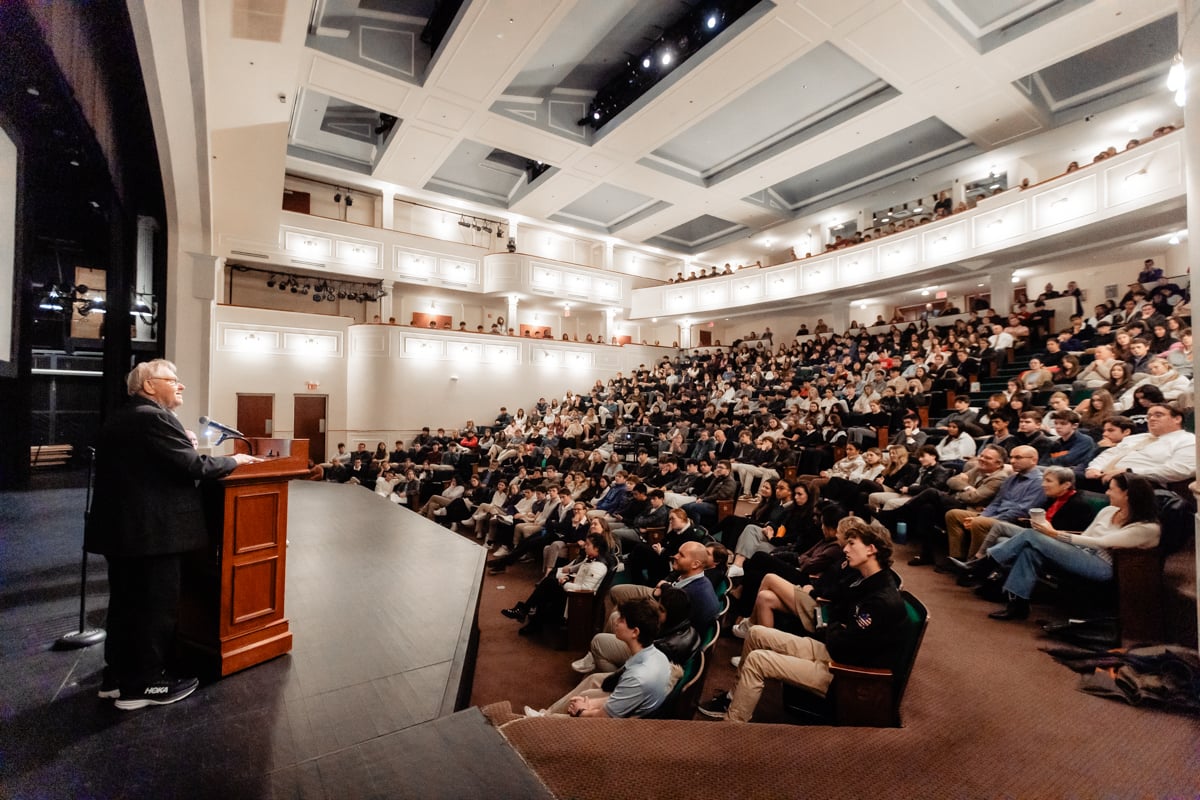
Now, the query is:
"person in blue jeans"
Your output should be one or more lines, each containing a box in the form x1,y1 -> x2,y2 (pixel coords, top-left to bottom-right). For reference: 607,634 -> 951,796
977,473 -> 1160,620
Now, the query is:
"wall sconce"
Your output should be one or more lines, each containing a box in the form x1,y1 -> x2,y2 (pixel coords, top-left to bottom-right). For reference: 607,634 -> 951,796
305,380 -> 320,390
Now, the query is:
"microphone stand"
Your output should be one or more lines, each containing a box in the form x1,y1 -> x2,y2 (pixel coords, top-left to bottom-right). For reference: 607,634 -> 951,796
214,431 -> 254,455
56,446 -> 106,649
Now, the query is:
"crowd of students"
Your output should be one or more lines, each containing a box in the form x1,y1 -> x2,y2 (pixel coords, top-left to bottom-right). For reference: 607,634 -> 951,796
318,262 -> 1192,720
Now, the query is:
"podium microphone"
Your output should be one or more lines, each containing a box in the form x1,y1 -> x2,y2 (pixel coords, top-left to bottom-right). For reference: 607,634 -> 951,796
200,416 -> 254,454
199,416 -> 245,438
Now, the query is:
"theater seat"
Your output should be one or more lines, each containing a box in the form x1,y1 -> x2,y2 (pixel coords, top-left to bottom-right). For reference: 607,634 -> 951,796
782,589 -> 929,727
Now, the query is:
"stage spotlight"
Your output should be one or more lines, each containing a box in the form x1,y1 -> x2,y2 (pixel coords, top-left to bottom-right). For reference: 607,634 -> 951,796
300,284 -> 310,295
642,56 -> 652,69
345,193 -> 353,207
290,282 -> 298,293
593,110 -> 601,120
266,275 -> 276,288
337,289 -> 347,299
660,51 -> 672,66
333,191 -> 342,203
706,13 -> 718,29
312,293 -> 323,302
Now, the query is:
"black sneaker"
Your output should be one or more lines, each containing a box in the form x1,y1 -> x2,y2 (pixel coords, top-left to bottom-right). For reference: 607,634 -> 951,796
97,668 -> 120,699
114,676 -> 199,711
697,690 -> 732,719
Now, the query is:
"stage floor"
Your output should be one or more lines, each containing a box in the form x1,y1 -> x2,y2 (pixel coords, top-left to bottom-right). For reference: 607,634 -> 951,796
0,481 -> 550,798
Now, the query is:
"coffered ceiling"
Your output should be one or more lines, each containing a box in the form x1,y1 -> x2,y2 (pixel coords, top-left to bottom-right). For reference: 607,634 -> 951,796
202,0 -> 1182,269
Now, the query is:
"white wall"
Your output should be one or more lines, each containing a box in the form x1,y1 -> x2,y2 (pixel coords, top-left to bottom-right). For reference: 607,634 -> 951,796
209,305 -> 675,448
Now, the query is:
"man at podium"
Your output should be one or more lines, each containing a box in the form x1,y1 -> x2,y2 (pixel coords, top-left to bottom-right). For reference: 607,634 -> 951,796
85,359 -> 260,710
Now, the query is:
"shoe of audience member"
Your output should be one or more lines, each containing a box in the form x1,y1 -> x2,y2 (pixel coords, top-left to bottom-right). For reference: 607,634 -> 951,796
730,656 -> 741,668
475,530 -> 484,540
698,691 -> 732,719
488,562 -> 507,574
739,494 -> 753,501
975,573 -> 1007,603
956,572 -> 980,588
571,653 -> 596,674
731,618 -> 750,639
523,706 -> 546,718
947,556 -> 982,576
97,668 -> 120,699
517,620 -> 541,636
727,563 -> 744,579
988,597 -> 1030,621
449,522 -> 459,533
748,496 -> 761,504
518,553 -> 534,563
114,675 -> 199,711
434,508 -> 447,516
493,546 -> 511,558
501,603 -> 528,622
907,555 -> 932,567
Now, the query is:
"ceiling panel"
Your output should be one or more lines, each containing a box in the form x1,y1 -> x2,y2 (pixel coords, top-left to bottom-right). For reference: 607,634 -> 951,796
647,43 -> 894,183
760,117 -> 972,210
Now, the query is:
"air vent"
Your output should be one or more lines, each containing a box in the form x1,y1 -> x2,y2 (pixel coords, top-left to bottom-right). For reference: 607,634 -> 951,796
230,249 -> 270,259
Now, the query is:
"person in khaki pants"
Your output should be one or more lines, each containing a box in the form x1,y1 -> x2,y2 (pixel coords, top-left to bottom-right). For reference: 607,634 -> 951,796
698,520 -> 906,722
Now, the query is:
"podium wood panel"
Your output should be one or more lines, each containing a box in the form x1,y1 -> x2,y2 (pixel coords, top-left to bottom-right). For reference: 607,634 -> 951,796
180,438 -> 307,677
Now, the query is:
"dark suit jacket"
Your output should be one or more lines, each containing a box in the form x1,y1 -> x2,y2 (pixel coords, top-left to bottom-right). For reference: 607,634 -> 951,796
85,396 -> 239,558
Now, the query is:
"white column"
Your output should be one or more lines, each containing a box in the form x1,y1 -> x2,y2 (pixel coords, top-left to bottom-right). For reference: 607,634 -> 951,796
381,189 -> 395,230
167,252 -> 221,434
603,241 -> 614,271
989,267 -> 1015,314
506,295 -> 518,334
378,280 -> 395,322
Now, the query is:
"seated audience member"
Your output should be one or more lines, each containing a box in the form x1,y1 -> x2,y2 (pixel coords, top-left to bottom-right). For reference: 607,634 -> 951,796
933,421 -> 977,471
728,505 -> 851,638
869,445 -> 951,515
894,444 -> 1008,565
417,475 -> 465,519
486,486 -> 535,552
1094,415 -> 1135,452
699,520 -> 906,721
950,465 -> 1098,579
1041,410 -> 1097,469
680,461 -> 738,529
601,540 -> 719,654
625,509 -> 707,587
943,446 -> 1043,562
896,416 -> 928,451
728,480 -> 803,575
608,487 -> 670,549
501,528 -> 614,634
528,597 -> 671,718
462,478 -> 510,538
1013,410 -> 1053,458
1082,403 -> 1196,488
1115,358 -> 1192,411
962,473 -> 1160,621
572,583 -> 702,676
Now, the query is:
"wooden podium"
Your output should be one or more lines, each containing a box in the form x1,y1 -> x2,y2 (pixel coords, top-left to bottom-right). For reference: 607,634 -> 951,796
179,438 -> 309,677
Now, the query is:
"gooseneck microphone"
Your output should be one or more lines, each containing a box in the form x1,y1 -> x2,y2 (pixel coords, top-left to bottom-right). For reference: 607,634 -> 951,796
199,416 -> 245,438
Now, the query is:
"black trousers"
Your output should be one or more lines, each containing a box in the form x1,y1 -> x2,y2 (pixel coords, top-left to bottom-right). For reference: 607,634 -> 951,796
105,554 -> 182,689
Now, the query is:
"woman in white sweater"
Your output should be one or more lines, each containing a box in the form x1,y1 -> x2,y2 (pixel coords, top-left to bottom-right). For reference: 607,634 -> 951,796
935,420 -> 978,463
981,472 -> 1160,620
1116,358 -> 1192,411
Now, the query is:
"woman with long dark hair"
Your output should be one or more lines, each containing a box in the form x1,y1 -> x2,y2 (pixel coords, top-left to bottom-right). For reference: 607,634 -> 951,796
974,473 -> 1160,620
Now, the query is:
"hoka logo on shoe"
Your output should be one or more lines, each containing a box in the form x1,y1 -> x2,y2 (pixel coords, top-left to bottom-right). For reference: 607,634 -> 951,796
145,686 -> 169,695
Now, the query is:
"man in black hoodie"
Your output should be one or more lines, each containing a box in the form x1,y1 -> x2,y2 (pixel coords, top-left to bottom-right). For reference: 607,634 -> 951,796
699,520 -> 906,721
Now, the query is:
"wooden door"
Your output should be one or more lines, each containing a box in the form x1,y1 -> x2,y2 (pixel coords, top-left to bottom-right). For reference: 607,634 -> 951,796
698,329 -> 712,347
237,394 -> 274,438
294,395 -> 327,464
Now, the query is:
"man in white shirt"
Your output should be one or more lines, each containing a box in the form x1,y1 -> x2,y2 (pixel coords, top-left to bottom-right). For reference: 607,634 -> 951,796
1085,404 -> 1196,485
988,324 -> 1014,351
